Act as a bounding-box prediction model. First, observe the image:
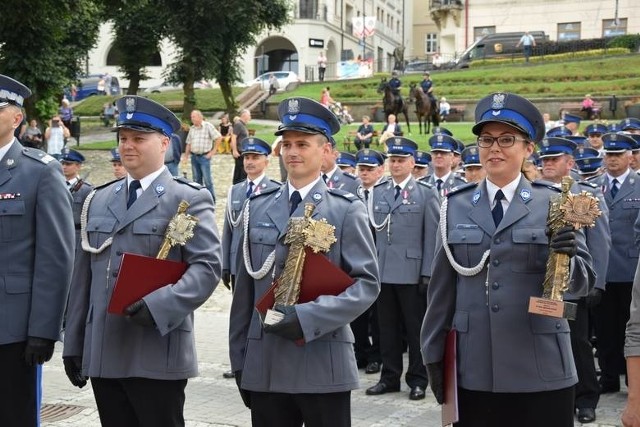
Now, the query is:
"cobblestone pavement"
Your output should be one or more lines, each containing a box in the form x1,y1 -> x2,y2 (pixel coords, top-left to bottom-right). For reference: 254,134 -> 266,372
42,132 -> 628,426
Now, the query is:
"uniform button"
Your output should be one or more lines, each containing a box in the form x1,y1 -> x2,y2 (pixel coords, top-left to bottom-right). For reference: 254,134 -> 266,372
314,329 -> 321,337
555,322 -> 561,329
491,304 -> 499,312
94,225 -> 99,230
494,238 -> 501,244
332,332 -> 338,338
492,282 -> 499,290
112,271 -> 118,277
531,234 -> 537,241
461,235 -> 467,241
492,259 -> 500,267
152,225 -> 158,232
116,251 -> 122,256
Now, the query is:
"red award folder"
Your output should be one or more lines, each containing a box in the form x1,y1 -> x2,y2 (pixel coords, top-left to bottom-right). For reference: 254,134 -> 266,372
442,329 -> 459,426
108,253 -> 187,315
255,247 -> 355,316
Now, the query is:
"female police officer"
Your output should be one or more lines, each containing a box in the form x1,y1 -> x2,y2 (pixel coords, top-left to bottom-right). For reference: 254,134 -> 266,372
421,93 -> 594,426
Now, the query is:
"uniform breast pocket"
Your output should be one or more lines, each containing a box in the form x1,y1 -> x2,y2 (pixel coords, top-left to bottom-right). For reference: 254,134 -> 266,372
132,219 -> 169,256
511,228 -> 548,273
0,200 -> 26,241
398,204 -> 423,225
447,229 -> 484,266
622,200 -> 640,221
87,217 -> 117,249
372,203 -> 390,224
249,226 -> 279,266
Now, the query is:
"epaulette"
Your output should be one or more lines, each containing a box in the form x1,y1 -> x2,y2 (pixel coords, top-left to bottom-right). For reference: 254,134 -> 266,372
268,178 -> 283,185
416,180 -> 433,189
327,188 -> 357,202
173,176 -> 203,190
22,147 -> 56,164
532,180 -> 561,192
373,179 -> 388,188
446,182 -> 477,197
342,172 -> 358,180
249,185 -> 279,199
94,176 -> 125,190
578,180 -> 598,189
454,175 -> 467,183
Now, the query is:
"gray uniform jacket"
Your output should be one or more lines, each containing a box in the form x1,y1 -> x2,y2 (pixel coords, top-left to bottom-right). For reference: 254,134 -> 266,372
565,180 -> 610,300
71,179 -> 93,242
593,172 -> 640,282
63,169 -> 222,380
421,173 -> 467,201
325,167 -> 361,195
229,181 -> 380,393
222,177 -> 281,275
371,177 -> 440,284
0,141 -> 74,345
625,260 -> 640,357
421,176 -> 594,393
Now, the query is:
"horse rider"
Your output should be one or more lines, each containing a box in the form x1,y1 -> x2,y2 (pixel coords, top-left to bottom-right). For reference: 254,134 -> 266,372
388,71 -> 404,110
420,72 -> 437,111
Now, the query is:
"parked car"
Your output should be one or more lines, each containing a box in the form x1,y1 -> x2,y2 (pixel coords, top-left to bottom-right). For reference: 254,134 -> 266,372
403,60 -> 434,74
243,71 -> 300,92
68,74 -> 121,101
142,80 -> 213,93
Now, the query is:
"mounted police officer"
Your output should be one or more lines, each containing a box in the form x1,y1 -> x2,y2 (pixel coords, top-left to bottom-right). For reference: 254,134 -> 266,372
388,70 -> 403,110
419,71 -> 437,111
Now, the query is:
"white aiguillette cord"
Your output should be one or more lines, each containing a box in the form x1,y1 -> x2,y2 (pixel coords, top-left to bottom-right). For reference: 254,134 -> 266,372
440,197 -> 490,276
242,198 -> 276,279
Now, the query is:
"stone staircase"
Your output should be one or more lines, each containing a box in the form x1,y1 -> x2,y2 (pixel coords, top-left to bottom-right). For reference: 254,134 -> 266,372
237,84 -> 270,117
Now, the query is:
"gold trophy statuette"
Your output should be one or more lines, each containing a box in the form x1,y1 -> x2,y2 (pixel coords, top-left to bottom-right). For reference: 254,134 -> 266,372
156,200 -> 199,260
264,203 -> 337,325
528,176 -> 602,319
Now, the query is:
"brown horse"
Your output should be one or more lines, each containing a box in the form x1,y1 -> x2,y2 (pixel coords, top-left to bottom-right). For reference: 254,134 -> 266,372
377,78 -> 411,134
408,83 -> 439,134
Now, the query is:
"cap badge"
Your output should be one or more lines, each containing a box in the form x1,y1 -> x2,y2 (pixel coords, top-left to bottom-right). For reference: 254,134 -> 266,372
470,147 -> 477,155
437,135 -> 443,142
364,149 -> 370,155
125,97 -> 136,120
611,134 -> 617,141
491,93 -> 506,109
287,99 -> 300,114
543,139 -> 549,147
394,137 -> 401,144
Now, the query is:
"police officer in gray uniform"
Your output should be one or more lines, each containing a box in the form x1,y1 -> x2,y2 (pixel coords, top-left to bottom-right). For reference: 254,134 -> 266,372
229,97 -> 379,426
63,96 -> 221,426
60,148 -> 93,243
222,137 -> 281,291
366,137 -> 440,401
321,137 -> 361,195
421,92 -> 594,427
421,134 -> 466,200
538,136 -> 611,423
0,75 -> 75,427
593,132 -> 640,394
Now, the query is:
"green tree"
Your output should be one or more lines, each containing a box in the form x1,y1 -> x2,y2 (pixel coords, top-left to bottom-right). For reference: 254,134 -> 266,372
0,0 -> 102,121
103,1 -> 168,94
162,0 -> 289,117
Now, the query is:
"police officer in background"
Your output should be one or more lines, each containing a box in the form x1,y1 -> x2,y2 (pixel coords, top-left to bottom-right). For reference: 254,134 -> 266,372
109,147 -> 126,179
336,151 -> 356,174
63,96 -> 221,426
229,97 -> 379,426
538,136 -> 611,423
422,92 -> 594,426
412,151 -> 431,180
584,123 -> 607,154
366,137 -> 440,401
0,74 -> 75,427
461,145 -> 486,183
574,148 -> 604,180
321,138 -> 361,194
421,134 -> 466,200
592,133 -> 640,394
60,148 -> 93,242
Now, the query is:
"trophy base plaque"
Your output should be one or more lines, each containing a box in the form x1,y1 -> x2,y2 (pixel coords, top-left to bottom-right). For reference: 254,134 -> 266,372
528,297 -> 577,320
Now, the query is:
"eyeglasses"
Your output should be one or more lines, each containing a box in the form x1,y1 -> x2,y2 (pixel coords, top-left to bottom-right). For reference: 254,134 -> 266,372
477,135 -> 527,148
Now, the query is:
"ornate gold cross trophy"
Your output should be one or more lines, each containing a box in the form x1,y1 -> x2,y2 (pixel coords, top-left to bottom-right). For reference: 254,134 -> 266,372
156,200 -> 199,260
528,176 -> 601,319
264,203 -> 337,325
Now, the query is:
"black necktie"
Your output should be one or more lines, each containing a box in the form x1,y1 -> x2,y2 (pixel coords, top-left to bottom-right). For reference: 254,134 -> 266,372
492,190 -> 505,227
436,179 -> 443,192
322,174 -> 329,184
610,178 -> 619,199
246,181 -> 254,198
127,180 -> 141,209
364,189 -> 370,201
394,185 -> 401,200
290,190 -> 302,216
